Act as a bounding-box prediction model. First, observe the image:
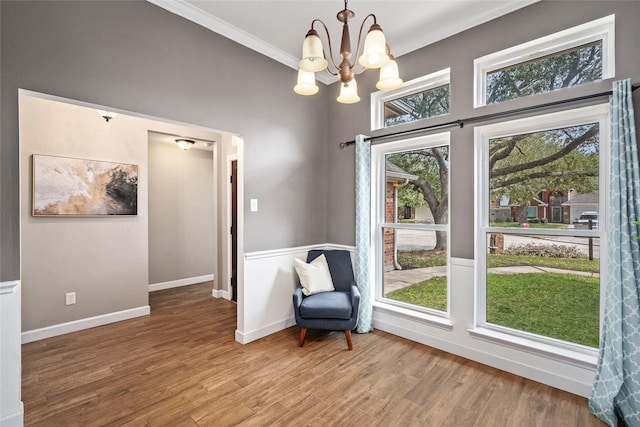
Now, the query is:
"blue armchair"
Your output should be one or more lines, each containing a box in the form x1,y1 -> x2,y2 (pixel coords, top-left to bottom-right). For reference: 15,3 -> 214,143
292,249 -> 361,350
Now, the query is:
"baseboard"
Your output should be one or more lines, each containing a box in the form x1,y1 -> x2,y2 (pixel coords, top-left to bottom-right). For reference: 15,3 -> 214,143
235,317 -> 296,344
212,288 -> 230,300
22,306 -> 150,344
148,274 -> 214,292
0,402 -> 23,427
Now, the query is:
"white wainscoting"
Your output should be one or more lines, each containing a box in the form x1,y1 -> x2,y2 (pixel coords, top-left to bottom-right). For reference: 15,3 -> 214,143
0,281 -> 23,427
373,257 -> 596,397
21,305 -> 151,344
148,274 -> 214,292
236,244 -> 355,345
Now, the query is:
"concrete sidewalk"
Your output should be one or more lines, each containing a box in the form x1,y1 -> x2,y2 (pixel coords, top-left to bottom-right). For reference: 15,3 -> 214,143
383,265 -> 599,294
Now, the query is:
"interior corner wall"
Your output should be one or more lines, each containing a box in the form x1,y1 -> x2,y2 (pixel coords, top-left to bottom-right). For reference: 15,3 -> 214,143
19,95 -> 150,332
148,140 -> 214,285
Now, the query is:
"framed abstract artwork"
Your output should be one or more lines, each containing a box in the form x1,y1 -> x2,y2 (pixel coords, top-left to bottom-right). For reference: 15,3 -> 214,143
32,154 -> 138,216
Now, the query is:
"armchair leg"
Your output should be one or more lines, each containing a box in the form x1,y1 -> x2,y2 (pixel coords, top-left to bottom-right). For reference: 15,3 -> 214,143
299,328 -> 308,347
344,330 -> 353,350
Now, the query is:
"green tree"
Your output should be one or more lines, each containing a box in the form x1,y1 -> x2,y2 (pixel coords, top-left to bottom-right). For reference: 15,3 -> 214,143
385,85 -> 450,127
386,46 -> 602,248
487,42 -> 602,104
388,147 -> 449,250
490,124 -> 599,221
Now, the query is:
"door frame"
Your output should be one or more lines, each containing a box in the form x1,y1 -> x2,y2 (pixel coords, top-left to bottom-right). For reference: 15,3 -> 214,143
226,153 -> 238,301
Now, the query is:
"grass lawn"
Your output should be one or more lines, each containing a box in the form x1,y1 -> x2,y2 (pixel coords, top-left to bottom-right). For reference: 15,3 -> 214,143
386,276 -> 447,311
397,250 -> 447,269
385,272 -> 599,348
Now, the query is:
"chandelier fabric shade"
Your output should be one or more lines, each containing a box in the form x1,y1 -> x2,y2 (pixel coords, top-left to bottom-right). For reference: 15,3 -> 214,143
294,0 -> 403,104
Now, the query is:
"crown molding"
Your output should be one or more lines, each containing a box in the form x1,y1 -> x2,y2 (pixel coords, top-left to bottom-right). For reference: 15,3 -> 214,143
148,0 -> 538,87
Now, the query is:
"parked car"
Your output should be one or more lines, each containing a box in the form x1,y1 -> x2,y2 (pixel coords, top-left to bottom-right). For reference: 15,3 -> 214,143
574,211 -> 599,229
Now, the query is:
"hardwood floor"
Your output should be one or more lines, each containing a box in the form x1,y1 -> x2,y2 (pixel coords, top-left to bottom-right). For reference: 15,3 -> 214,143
22,282 -> 604,426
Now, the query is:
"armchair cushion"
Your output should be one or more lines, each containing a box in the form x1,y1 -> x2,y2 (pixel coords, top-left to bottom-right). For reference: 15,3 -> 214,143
294,254 -> 335,296
299,291 -> 352,320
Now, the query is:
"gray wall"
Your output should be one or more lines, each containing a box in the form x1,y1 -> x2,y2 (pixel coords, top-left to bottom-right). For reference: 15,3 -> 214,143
327,1 -> 640,259
148,139 -> 214,284
0,0 -> 329,282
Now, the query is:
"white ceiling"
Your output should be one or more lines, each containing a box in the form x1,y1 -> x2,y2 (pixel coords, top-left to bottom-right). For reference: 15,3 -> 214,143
149,0 -> 538,84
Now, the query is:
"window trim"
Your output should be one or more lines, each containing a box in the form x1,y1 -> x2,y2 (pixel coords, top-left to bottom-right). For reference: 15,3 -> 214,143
371,68 -> 450,131
371,132 -> 451,318
474,15 -> 615,108
473,103 -> 610,355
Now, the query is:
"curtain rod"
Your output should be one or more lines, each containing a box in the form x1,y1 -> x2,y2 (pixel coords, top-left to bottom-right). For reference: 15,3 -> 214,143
339,84 -> 639,149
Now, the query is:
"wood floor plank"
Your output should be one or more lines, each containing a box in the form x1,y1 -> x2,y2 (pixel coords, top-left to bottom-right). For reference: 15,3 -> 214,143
22,282 -> 605,426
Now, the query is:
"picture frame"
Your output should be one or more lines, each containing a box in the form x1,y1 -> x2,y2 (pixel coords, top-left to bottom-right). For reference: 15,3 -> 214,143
32,154 -> 138,216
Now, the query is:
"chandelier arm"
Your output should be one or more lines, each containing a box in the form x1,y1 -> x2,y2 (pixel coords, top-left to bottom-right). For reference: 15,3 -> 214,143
351,13 -> 377,69
312,19 -> 342,73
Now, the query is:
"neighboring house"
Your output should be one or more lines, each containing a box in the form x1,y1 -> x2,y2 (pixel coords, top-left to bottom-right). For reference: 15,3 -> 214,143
490,190 -> 570,223
562,191 -> 600,223
385,161 -> 417,272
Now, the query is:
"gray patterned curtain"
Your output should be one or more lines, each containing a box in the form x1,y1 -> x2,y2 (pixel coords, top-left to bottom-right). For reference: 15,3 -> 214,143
589,79 -> 640,426
355,135 -> 373,333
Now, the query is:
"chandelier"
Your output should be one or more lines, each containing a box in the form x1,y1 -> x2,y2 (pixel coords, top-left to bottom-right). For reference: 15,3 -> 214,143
294,0 -> 403,104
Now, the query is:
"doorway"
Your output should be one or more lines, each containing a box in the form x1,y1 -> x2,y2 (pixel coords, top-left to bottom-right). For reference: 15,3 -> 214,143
19,90 -> 244,342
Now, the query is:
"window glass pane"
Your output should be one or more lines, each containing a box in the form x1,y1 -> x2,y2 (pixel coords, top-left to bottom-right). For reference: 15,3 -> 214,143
386,146 -> 449,226
485,233 -> 600,347
383,228 -> 447,312
384,84 -> 450,128
486,41 -> 603,105
381,143 -> 449,313
489,123 -> 599,229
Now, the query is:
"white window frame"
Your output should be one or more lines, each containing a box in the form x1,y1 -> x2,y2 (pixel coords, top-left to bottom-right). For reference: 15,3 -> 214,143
371,68 -> 450,131
371,132 -> 451,322
474,15 -> 615,108
473,103 -> 609,361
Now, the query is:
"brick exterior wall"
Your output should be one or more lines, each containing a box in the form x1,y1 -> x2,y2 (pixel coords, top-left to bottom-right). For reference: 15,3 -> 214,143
385,182 -> 396,271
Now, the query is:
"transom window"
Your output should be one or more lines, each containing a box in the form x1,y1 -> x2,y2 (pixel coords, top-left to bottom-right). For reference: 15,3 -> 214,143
371,68 -> 450,131
475,104 -> 609,351
372,133 -> 450,316
474,15 -> 614,107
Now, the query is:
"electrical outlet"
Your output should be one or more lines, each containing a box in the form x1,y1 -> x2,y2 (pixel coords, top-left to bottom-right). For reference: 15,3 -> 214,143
65,292 -> 76,306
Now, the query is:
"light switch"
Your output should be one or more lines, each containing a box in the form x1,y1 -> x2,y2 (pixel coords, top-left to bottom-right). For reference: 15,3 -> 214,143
250,198 -> 258,212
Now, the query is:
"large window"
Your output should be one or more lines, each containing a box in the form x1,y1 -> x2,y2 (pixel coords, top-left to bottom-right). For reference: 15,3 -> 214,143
371,69 -> 450,130
475,104 -> 608,351
474,15 -> 614,107
373,133 -> 450,316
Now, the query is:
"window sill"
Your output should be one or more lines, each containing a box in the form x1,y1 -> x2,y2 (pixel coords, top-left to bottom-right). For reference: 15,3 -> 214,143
373,301 -> 453,331
468,327 -> 598,369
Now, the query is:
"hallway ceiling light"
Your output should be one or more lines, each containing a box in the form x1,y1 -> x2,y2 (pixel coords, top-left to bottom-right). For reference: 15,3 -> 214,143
175,139 -> 195,150
96,109 -> 118,122
294,0 -> 403,104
